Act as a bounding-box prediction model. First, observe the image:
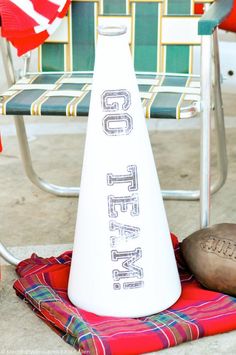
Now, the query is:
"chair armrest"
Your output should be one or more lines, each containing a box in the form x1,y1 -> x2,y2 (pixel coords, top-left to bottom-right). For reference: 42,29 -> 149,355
198,0 -> 233,35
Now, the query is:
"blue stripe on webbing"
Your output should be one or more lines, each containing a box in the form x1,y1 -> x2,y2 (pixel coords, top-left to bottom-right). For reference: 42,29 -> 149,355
58,83 -> 84,91
70,73 -> 93,78
138,85 -> 152,92
103,0 -> 127,14
162,76 -> 188,87
31,74 -> 63,84
72,2 -> 95,71
76,91 -> 91,116
5,90 -> 45,115
136,74 -> 157,80
149,76 -> 189,119
40,96 -> 73,116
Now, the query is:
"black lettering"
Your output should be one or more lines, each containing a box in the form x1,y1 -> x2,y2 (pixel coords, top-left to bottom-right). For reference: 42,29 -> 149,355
108,194 -> 139,218
123,281 -> 144,289
111,248 -> 143,281
103,113 -> 133,136
109,220 -> 140,247
107,165 -> 138,191
101,89 -> 131,111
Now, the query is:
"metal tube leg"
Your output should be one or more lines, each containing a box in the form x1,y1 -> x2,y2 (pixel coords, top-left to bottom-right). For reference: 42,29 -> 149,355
14,113 -> 204,201
0,37 -> 16,85
200,35 -> 212,228
0,242 -> 21,266
212,29 -> 228,188
15,113 -> 213,201
162,32 -> 227,203
14,116 -> 80,197
163,31 -> 227,203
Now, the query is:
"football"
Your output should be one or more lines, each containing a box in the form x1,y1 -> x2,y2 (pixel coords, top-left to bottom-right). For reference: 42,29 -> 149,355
180,223 -> 236,296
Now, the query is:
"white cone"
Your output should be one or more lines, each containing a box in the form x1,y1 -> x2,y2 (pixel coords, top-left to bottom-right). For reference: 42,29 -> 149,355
68,26 -> 181,317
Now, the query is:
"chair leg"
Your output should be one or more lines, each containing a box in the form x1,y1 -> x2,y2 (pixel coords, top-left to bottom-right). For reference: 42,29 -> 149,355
157,34 -> 226,204
14,116 -> 80,197
14,106 -> 226,203
211,29 -> 228,193
15,112 -> 203,200
0,242 -> 21,265
0,37 -> 15,86
163,30 -> 227,206
200,35 -> 212,228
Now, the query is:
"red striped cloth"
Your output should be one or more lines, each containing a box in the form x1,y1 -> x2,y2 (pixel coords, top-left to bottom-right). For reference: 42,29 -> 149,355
0,0 -> 71,55
14,234 -> 236,354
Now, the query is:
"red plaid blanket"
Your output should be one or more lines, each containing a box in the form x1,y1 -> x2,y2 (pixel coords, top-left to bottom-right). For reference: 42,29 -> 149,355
13,234 -> 236,354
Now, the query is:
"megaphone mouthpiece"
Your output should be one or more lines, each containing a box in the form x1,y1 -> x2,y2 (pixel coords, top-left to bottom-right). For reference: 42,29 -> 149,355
98,25 -> 127,36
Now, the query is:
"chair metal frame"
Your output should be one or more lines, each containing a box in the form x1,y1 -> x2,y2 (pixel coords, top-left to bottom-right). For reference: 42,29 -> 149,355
0,0 -> 231,265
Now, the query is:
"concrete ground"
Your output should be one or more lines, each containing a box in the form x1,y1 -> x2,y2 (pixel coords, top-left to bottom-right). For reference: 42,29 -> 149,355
1,93 -> 236,354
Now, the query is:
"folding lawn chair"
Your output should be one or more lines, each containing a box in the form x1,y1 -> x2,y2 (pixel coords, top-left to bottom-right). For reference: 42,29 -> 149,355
0,0 -> 232,264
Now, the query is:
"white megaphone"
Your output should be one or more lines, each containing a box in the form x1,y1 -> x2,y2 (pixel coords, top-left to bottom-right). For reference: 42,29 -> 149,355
68,25 -> 181,317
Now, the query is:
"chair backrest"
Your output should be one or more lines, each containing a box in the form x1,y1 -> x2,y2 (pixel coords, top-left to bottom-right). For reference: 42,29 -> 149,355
39,0 -> 213,75
1,0 -> 214,120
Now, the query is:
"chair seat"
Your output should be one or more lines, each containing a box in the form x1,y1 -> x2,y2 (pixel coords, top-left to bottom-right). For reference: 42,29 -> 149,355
0,72 -> 200,119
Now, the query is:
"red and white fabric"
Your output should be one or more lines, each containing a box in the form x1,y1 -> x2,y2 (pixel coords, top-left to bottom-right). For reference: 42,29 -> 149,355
0,0 -> 71,55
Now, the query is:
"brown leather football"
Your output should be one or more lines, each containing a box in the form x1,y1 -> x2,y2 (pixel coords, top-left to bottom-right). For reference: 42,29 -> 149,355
181,223 -> 236,296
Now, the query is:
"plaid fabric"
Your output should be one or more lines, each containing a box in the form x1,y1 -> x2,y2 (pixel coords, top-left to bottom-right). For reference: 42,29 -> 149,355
0,0 -> 71,55
14,234 -> 236,355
